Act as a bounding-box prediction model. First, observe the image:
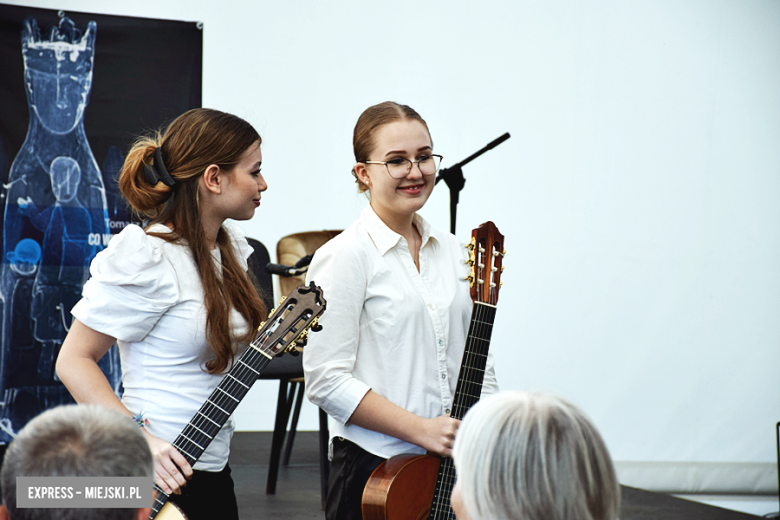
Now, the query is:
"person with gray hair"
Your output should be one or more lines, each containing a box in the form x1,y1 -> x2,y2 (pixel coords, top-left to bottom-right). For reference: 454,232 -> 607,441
0,404 -> 153,520
451,391 -> 621,520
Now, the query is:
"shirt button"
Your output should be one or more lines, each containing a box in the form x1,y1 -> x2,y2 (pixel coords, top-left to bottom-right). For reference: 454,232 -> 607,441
438,339 -> 444,346
445,408 -> 451,414
429,304 -> 436,310
440,373 -> 446,380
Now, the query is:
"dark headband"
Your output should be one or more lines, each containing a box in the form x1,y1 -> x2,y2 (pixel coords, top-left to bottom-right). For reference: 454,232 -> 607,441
143,147 -> 176,187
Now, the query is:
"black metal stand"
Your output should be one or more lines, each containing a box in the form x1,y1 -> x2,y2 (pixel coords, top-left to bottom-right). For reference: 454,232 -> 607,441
435,132 -> 511,233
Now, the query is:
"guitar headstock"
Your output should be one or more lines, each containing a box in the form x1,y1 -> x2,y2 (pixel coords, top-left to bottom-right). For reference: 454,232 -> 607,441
465,221 -> 505,305
251,281 -> 327,357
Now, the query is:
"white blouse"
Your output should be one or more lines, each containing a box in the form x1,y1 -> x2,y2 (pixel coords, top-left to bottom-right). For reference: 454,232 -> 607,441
303,205 -> 499,459
71,221 -> 253,471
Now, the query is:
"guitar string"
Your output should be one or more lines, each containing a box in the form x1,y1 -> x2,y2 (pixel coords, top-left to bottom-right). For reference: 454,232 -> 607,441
153,330 -> 298,518
434,249 -> 486,520
177,346 -> 274,458
435,302 -> 495,519
172,318 -> 294,464
431,302 -> 488,519
150,294 -> 324,519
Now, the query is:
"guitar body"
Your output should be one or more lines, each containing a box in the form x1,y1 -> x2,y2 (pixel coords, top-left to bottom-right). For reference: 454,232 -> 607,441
151,488 -> 187,520
362,454 -> 440,520
155,501 -> 188,520
361,221 -> 505,520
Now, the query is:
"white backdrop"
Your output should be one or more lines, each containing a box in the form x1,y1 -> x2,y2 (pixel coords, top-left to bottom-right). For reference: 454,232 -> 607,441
6,0 -> 779,495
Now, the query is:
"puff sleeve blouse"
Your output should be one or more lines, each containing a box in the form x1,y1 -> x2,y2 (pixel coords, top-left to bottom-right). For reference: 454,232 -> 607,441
70,221 -> 254,471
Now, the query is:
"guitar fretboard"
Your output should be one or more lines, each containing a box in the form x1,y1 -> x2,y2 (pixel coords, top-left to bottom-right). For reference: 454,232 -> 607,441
428,301 -> 497,520
150,340 -> 273,518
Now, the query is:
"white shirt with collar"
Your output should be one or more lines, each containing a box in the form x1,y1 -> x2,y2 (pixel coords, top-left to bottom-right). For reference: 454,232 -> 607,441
303,204 -> 499,459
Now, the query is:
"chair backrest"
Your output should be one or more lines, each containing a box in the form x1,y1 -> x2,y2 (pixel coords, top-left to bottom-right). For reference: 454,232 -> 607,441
246,237 -> 274,312
276,230 -> 342,296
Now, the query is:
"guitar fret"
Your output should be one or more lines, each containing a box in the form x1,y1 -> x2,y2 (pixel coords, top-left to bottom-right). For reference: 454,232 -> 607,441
186,423 -> 213,439
206,399 -> 230,415
238,360 -> 260,374
147,283 -> 327,520
178,446 -> 197,461
197,411 -> 221,427
429,295 -> 497,520
179,433 -> 205,451
217,387 -> 240,402
228,373 -> 249,388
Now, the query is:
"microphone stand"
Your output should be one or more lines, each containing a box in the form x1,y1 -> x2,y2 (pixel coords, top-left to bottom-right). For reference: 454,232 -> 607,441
435,132 -> 511,234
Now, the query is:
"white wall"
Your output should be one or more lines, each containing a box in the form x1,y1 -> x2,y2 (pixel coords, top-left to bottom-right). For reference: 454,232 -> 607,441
7,0 -> 779,495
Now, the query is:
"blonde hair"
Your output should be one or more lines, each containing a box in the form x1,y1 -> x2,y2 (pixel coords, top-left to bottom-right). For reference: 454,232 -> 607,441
452,391 -> 620,520
118,108 -> 267,373
351,101 -> 431,193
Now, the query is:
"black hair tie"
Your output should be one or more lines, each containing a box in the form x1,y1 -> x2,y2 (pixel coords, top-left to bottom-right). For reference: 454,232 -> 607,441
143,147 -> 176,187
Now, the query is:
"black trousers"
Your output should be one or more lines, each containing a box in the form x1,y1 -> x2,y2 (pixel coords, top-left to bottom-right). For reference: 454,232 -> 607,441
168,464 -> 239,520
327,438 -> 387,520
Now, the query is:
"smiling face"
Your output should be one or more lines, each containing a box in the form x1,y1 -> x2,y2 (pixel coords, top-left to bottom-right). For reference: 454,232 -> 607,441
218,140 -> 267,221
355,119 -> 434,229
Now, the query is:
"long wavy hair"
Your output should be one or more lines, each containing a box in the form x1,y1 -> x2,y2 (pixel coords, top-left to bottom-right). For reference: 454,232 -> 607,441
118,108 -> 267,373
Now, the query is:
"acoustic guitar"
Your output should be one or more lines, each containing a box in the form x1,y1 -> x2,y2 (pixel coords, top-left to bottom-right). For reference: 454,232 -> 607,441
148,282 -> 327,520
361,221 -> 505,520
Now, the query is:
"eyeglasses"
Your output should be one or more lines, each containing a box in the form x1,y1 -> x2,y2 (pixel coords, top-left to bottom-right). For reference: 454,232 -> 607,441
361,154 -> 443,179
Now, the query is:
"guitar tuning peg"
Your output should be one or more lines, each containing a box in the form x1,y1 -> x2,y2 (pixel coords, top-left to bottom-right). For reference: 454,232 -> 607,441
310,317 -> 323,332
297,329 -> 310,346
285,345 -> 301,356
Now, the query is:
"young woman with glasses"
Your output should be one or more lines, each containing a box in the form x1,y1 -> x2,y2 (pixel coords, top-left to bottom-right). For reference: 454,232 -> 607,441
303,101 -> 499,520
55,108 -> 268,520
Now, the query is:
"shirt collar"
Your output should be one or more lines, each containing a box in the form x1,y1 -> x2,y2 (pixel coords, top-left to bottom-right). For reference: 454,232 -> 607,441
360,204 -> 436,255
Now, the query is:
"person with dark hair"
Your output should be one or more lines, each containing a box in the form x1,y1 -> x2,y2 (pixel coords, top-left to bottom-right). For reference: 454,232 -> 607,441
0,404 -> 153,520
451,391 -> 621,520
55,108 -> 268,520
303,101 -> 499,519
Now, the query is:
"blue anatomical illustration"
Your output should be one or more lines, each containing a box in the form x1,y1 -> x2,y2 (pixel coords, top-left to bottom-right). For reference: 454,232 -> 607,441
0,15 -> 121,442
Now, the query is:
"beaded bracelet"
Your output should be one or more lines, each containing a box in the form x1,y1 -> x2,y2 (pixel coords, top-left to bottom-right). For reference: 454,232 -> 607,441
132,412 -> 149,428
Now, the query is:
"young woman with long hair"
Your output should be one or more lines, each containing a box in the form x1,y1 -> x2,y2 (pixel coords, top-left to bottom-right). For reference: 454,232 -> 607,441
56,108 -> 268,520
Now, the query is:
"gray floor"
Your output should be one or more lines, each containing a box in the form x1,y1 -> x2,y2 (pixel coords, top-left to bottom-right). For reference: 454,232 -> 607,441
230,431 -> 325,519
229,431 -> 763,520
